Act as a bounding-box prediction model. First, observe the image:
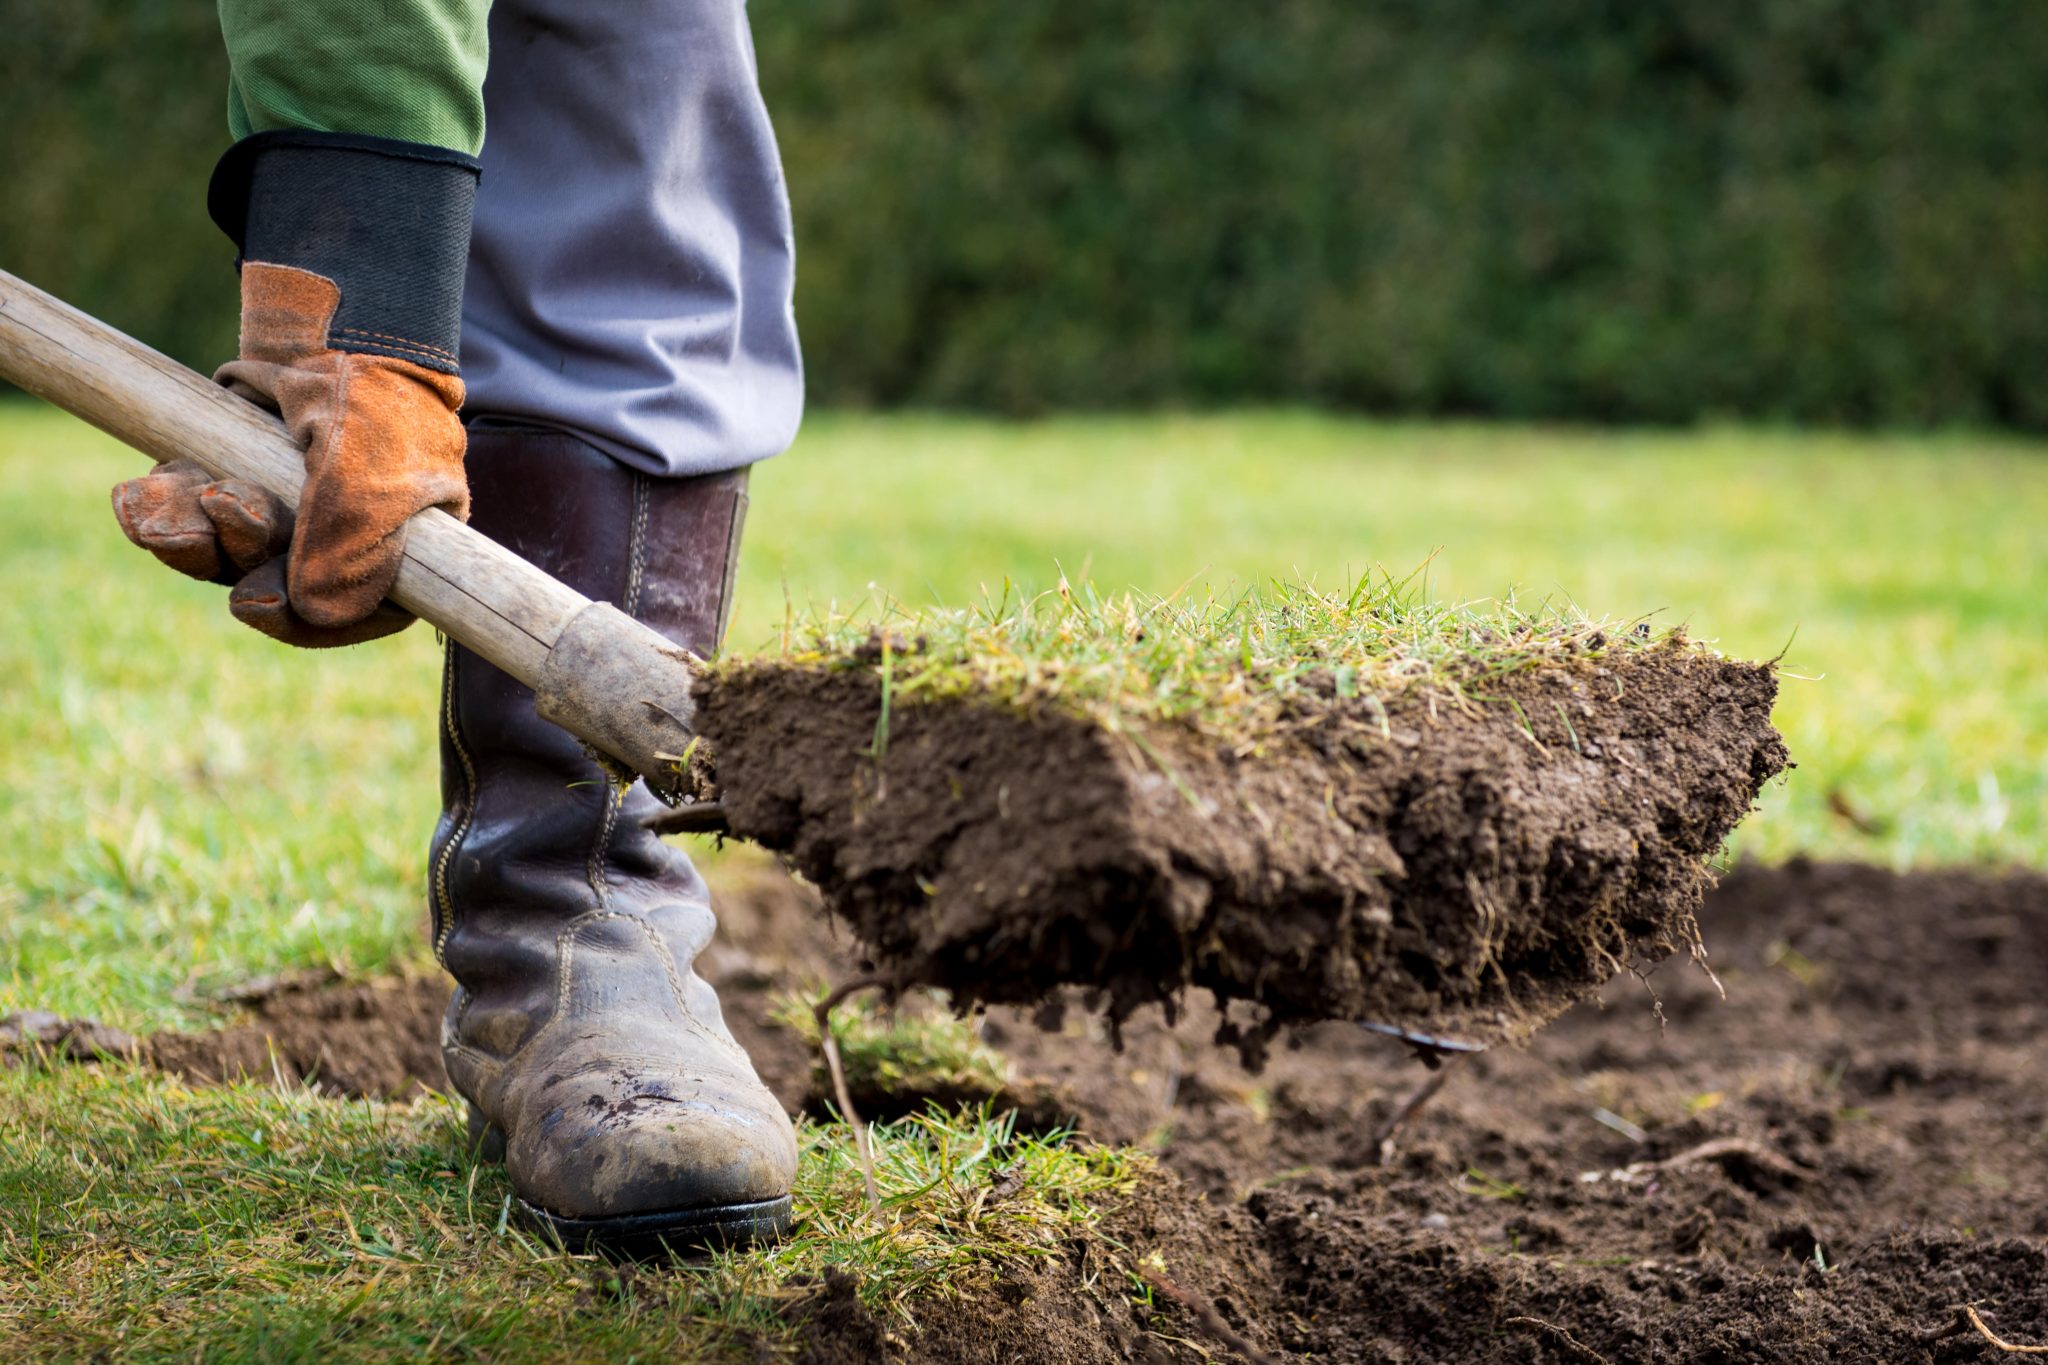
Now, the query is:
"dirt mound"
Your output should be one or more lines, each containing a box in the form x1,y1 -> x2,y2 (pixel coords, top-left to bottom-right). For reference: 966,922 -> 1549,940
699,646 -> 1787,1053
2,975 -> 449,1099
145,972 -> 450,1098
845,1177 -> 1286,1365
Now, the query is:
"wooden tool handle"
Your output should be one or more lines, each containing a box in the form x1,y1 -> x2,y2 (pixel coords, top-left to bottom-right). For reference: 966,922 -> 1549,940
0,268 -> 703,797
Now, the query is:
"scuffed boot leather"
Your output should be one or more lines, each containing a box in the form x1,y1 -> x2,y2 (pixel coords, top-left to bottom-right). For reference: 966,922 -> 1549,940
431,426 -> 795,1255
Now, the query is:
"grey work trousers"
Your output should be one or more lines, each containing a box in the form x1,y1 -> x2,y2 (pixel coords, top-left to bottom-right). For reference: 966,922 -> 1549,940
458,0 -> 803,477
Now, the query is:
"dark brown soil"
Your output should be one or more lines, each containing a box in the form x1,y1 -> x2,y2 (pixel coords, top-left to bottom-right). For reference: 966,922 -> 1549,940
139,971 -> 451,1098
2,973 -> 449,1098
18,857 -> 2048,1361
884,857 -> 2048,1363
697,646 -> 1789,1054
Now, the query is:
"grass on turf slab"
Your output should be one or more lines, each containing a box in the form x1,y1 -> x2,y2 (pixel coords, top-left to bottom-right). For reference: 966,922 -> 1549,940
749,567 -> 1687,745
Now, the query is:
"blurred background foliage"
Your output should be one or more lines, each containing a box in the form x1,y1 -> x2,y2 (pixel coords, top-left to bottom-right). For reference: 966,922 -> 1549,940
5,0 -> 2045,426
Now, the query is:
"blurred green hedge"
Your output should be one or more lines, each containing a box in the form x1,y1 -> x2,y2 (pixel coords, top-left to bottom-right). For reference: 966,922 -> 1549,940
8,1 -> 2046,426
2,5 -> 241,377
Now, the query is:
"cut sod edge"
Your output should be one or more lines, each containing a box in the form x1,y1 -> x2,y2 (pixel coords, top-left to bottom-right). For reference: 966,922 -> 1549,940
694,643 -> 1789,1062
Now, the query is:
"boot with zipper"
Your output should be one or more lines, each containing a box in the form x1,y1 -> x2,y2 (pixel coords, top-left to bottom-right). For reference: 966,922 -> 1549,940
431,424 -> 795,1256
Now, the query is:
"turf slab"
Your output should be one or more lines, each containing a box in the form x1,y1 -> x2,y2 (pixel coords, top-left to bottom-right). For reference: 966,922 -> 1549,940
697,641 -> 1787,1055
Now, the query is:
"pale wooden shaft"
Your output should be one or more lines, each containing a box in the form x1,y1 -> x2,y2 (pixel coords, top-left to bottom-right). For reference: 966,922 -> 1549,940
0,267 -> 585,686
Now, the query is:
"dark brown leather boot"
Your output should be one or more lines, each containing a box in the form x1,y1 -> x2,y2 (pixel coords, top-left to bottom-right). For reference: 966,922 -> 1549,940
431,425 -> 796,1256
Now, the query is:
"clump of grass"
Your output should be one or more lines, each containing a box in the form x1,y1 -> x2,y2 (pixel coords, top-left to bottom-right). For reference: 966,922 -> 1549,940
0,1061 -> 1142,1360
773,987 -> 1011,1104
743,568 -> 1690,742
738,1103 -> 1138,1330
1458,1167 -> 1528,1201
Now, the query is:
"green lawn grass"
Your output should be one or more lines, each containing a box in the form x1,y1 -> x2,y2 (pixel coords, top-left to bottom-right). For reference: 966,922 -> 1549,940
3,402 -> 2045,1358
0,1062 -> 1140,1361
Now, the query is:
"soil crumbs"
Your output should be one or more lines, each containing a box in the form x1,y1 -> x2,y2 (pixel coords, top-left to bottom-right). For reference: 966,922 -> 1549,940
11,858 -> 2048,1362
699,646 -> 1789,1057
963,857 -> 2048,1365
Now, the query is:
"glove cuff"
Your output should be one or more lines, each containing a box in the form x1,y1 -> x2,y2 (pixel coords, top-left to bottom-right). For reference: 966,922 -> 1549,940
208,131 -> 481,376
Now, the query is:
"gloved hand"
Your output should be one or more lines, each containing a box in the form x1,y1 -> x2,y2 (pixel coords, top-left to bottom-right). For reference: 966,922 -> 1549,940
112,455 -> 413,647
111,132 -> 480,648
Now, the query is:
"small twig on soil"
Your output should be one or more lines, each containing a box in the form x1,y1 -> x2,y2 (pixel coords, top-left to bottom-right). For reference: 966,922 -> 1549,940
1139,1268 -> 1282,1365
1964,1304 -> 2048,1354
814,973 -> 892,1219
1649,1136 -> 1811,1180
1370,1061 -> 1457,1166
1578,1135 -> 1813,1188
1505,1316 -> 1613,1364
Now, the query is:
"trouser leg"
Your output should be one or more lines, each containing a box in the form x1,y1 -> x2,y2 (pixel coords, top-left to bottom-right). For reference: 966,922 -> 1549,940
459,0 -> 804,476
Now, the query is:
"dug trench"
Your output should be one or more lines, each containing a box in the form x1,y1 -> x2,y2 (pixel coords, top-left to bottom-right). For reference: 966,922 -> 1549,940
13,858 -> 2048,1361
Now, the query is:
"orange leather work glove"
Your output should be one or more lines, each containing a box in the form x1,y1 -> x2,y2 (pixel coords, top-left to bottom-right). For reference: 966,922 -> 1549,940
111,132 -> 479,648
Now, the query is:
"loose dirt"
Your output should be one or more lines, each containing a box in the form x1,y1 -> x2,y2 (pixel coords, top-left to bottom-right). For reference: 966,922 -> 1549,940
782,857 -> 2048,1363
15,858 -> 2045,1361
2,973 -> 447,1098
698,646 -> 1789,1057
144,971 -> 449,1098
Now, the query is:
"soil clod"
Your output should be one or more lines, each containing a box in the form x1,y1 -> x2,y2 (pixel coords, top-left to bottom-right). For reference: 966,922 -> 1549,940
698,646 -> 1789,1054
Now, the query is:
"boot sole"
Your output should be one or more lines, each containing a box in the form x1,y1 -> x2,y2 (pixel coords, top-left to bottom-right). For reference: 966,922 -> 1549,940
467,1107 -> 793,1257
519,1194 -> 795,1259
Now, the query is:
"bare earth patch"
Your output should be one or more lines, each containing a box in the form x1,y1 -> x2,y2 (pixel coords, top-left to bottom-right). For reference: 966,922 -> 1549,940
810,859 -> 2048,1363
